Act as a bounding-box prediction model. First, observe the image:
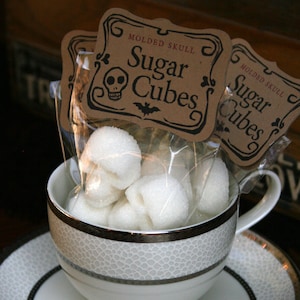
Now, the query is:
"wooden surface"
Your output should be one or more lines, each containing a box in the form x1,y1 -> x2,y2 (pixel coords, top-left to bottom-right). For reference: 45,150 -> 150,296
5,0 -> 300,69
164,0 -> 300,40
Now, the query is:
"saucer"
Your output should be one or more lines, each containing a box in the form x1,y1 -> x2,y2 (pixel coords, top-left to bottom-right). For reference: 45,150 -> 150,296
1,228 -> 299,299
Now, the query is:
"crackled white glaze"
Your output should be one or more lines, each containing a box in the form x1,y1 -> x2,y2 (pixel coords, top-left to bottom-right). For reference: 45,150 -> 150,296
48,208 -> 237,282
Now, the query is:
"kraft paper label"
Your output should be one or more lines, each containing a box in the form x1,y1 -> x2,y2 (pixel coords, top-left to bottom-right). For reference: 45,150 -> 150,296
216,39 -> 300,167
59,10 -> 300,168
80,8 -> 232,142
60,30 -> 97,131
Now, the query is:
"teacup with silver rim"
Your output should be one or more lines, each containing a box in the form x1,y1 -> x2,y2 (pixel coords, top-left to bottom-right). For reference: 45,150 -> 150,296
47,158 -> 281,300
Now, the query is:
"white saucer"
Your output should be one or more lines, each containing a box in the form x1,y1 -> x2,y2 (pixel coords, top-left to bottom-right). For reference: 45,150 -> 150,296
1,228 -> 299,299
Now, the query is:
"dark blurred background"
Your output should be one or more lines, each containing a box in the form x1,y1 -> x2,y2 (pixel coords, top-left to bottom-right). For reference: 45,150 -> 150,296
1,0 -> 300,273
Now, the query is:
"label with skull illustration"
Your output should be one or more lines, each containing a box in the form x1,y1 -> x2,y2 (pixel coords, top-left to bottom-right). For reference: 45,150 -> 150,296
59,10 -> 300,167
77,8 -> 232,142
215,38 -> 300,167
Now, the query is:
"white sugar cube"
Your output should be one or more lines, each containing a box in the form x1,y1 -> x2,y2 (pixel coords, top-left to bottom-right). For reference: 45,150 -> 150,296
141,152 -> 167,175
126,174 -> 189,230
141,148 -> 193,202
80,126 -> 142,189
108,197 -> 142,230
193,157 -> 229,215
67,189 -> 112,226
84,168 -> 123,208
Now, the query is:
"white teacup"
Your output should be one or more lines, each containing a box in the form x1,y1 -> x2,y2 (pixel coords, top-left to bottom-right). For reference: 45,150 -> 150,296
47,158 -> 281,300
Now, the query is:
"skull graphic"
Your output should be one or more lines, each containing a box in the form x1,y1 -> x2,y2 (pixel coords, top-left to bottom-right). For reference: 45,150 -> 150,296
103,67 -> 128,100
